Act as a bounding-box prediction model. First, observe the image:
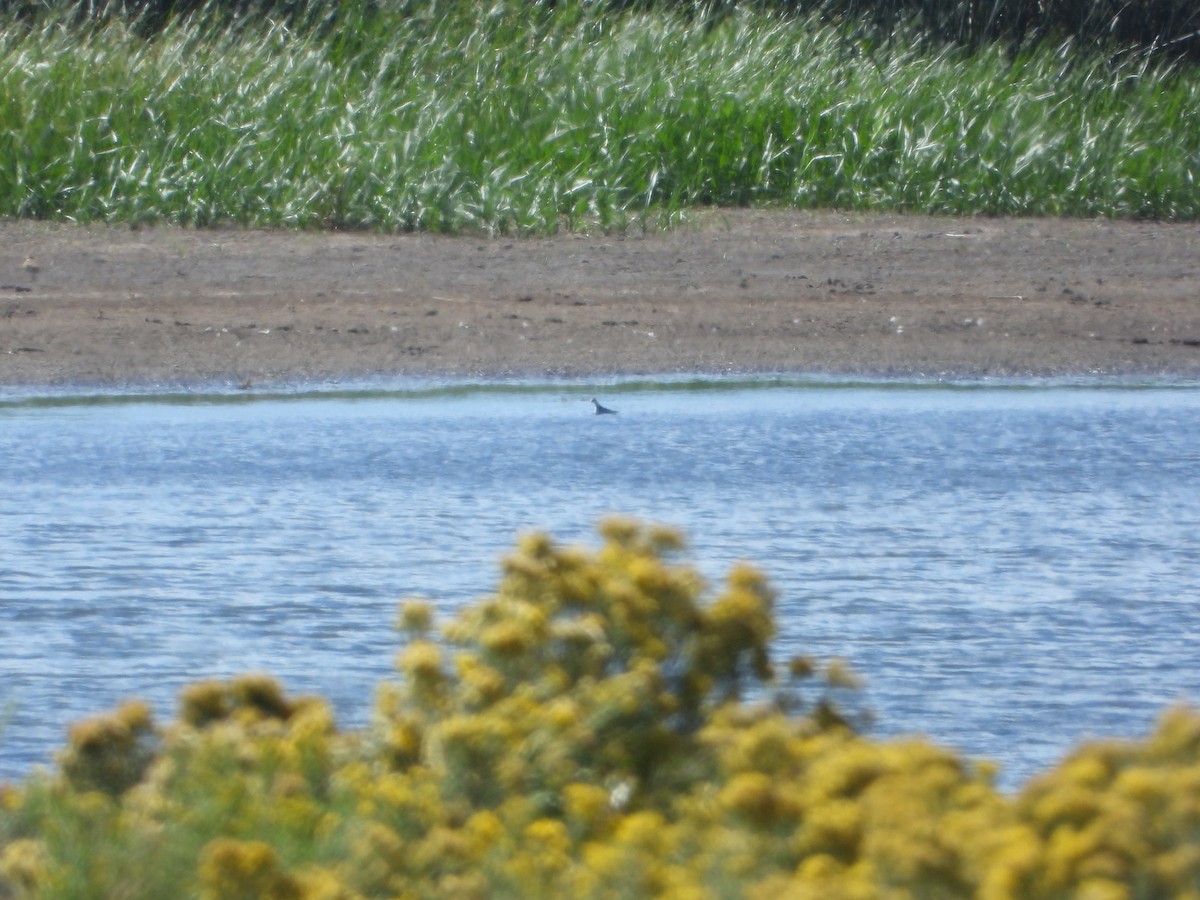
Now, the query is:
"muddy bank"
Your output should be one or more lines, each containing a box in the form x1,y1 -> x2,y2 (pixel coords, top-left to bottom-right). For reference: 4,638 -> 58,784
2,210 -> 1199,386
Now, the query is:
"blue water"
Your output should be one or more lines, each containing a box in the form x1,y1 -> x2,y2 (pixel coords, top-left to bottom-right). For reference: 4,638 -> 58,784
2,377 -> 1199,791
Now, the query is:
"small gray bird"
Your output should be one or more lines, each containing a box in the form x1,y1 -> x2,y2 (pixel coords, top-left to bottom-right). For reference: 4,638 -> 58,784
22,256 -> 39,282
590,397 -> 617,415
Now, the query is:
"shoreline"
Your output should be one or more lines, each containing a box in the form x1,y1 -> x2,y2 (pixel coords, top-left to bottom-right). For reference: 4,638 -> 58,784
4,210 -> 1200,387
3,370 -> 1198,403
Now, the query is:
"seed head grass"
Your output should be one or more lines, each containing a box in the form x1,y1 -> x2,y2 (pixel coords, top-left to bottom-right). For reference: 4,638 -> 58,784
0,0 -> 1197,232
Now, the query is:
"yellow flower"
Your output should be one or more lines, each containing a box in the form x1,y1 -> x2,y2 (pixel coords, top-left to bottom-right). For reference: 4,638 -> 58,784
1030,785 -> 1103,831
824,658 -> 864,690
724,715 -> 800,775
797,798 -> 863,859
1074,877 -> 1131,900
1061,753 -> 1117,789
524,817 -> 571,855
550,614 -> 613,675
231,674 -> 295,721
293,866 -> 364,900
797,852 -> 846,880
456,654 -> 508,707
344,822 -> 406,895
481,620 -> 532,657
1153,845 -> 1200,890
381,717 -> 423,767
434,872 -> 490,900
1112,765 -> 1169,804
775,854 -> 878,900
789,655 -> 816,679
719,772 -> 798,828
0,839 -> 50,893
1145,705 -> 1200,760
398,640 -> 443,679
544,697 -> 580,730
412,825 -> 470,872
198,838 -> 300,900
614,810 -> 670,853
59,700 -> 158,795
462,810 -> 506,860
563,782 -> 611,834
180,680 -> 232,726
397,599 -> 435,635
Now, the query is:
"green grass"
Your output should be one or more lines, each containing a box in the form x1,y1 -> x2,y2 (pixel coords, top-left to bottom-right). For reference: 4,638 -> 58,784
0,0 -> 1198,232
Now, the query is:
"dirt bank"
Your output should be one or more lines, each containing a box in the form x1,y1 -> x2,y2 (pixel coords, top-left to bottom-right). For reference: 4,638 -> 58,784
2,210 -> 1199,386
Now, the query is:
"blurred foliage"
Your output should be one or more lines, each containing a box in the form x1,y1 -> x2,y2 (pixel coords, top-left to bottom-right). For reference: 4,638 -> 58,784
2,520 -> 1200,898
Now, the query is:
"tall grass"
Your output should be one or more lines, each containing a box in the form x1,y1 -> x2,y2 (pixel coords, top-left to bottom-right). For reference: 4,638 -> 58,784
0,0 -> 1198,232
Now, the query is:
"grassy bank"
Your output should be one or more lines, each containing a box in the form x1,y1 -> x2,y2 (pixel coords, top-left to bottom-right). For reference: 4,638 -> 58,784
1,0 -> 1198,232
3,521 -> 1200,898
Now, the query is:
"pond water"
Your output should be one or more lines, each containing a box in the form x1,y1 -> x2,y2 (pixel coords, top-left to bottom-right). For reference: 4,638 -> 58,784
2,377 -> 1199,791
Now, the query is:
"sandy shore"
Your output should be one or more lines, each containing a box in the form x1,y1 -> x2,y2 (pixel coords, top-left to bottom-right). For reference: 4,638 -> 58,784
2,210 -> 1199,386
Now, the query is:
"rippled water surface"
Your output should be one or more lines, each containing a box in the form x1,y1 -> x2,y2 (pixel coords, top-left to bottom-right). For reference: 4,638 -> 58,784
3,378 -> 1199,789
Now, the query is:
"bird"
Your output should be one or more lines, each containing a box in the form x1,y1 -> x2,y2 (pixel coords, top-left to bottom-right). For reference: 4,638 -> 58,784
22,257 -> 39,283
590,397 -> 617,415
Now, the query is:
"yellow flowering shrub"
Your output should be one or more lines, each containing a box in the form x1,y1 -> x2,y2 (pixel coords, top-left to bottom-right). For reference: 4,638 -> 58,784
366,520 -> 805,829
1,520 -> 1199,899
1007,706 -> 1200,900
57,700 -> 158,796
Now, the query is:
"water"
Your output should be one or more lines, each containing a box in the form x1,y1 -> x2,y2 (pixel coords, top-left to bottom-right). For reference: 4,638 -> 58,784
2,377 -> 1199,791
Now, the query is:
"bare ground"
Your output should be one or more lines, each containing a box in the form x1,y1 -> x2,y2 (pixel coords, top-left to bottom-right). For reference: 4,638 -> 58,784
2,209 -> 1199,387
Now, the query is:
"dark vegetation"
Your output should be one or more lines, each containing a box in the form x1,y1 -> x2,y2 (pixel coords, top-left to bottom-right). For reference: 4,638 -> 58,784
3,0 -> 1198,59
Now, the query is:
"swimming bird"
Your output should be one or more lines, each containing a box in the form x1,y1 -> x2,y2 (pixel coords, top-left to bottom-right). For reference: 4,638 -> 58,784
590,397 -> 617,415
